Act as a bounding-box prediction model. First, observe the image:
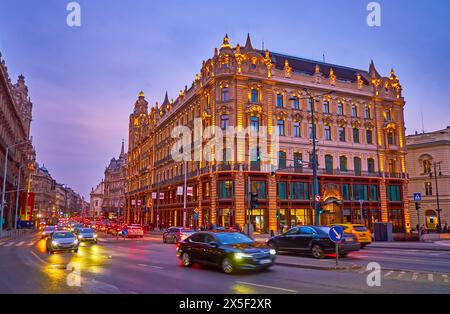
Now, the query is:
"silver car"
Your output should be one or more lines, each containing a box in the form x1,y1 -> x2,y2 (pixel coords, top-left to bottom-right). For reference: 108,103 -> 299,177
46,231 -> 79,254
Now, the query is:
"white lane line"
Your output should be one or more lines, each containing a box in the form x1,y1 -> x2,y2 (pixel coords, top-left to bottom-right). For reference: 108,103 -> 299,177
442,274 -> 449,283
30,251 -> 47,265
137,263 -> 164,270
384,271 -> 394,277
412,272 -> 419,281
16,241 -> 25,247
235,281 -> 297,293
27,240 -> 36,246
4,242 -> 15,247
0,242 -> 5,246
428,274 -> 434,282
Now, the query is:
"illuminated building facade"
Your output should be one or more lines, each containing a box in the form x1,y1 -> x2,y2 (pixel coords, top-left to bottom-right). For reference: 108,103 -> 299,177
126,34 -> 410,233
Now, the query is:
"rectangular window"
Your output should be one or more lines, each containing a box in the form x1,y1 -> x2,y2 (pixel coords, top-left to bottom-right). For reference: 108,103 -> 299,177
277,120 -> 285,136
278,151 -> 287,170
276,94 -> 283,107
292,97 -> 299,109
220,115 -> 229,130
324,125 -> 331,140
425,182 -> 433,196
294,152 -> 302,170
278,182 -> 287,199
370,185 -> 378,201
366,129 -> 373,144
353,128 -> 360,143
219,181 -> 233,199
351,106 -> 357,117
290,182 -> 309,200
251,89 -> 259,103
387,131 -> 395,145
293,122 -> 301,137
251,180 -> 266,199
250,116 -> 259,131
386,110 -> 392,121
338,102 -> 344,115
307,98 -> 314,112
353,184 -> 368,201
309,124 -> 316,139
339,127 -> 346,142
323,101 -> 330,113
387,185 -> 402,202
340,156 -> 348,172
221,87 -> 229,102
367,158 -> 375,173
354,157 -> 362,175
342,184 -> 350,201
364,107 -> 371,119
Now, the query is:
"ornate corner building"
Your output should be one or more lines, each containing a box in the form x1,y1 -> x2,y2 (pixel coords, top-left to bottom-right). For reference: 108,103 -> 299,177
125,34 -> 410,234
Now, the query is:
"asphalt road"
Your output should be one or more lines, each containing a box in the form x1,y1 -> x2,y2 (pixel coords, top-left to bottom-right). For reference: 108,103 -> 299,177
0,232 -> 449,294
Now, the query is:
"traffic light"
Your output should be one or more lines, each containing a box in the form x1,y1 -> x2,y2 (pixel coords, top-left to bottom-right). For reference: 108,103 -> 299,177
318,205 -> 324,215
250,193 -> 258,209
415,202 -> 421,212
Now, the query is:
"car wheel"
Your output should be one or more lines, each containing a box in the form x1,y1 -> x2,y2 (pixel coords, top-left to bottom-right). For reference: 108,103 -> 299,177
360,244 -> 366,249
74,249 -> 78,253
181,252 -> 191,267
221,257 -> 234,274
311,244 -> 325,259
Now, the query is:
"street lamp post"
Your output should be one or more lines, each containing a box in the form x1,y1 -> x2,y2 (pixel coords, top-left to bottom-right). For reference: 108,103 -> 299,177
1,140 -> 29,234
430,162 -> 443,231
359,199 -> 364,224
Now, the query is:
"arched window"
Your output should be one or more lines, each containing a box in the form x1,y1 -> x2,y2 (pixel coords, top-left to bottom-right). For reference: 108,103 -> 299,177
423,159 -> 432,174
387,130 -> 395,145
351,105 -> 358,117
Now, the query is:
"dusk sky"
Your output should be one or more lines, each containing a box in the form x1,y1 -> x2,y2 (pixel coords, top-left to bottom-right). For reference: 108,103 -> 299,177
1,0 -> 449,199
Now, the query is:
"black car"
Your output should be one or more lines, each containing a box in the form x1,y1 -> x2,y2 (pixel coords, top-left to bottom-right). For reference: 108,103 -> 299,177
177,232 -> 276,274
267,226 -> 360,259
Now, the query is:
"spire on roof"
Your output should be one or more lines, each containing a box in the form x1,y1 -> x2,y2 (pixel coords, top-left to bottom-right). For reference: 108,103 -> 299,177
162,91 -> 169,106
220,34 -> 232,49
245,33 -> 253,51
369,60 -> 381,79
138,91 -> 145,98
120,139 -> 125,157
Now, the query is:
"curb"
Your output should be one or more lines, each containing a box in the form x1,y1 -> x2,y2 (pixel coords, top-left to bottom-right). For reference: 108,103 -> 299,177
368,245 -> 450,252
275,261 -> 362,271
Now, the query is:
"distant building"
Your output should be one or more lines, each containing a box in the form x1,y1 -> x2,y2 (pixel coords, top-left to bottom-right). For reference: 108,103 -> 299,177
102,141 -> 127,219
90,181 -> 104,217
32,164 -> 56,219
406,127 -> 450,230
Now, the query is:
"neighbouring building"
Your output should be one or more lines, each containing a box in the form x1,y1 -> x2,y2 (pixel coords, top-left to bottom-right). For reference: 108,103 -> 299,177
102,141 -> 127,219
0,51 -> 35,229
125,34 -> 410,233
406,127 -> 450,230
90,180 -> 104,217
32,164 -> 56,219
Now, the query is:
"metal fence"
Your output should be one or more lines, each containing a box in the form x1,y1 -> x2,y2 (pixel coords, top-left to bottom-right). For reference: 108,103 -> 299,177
0,229 -> 32,240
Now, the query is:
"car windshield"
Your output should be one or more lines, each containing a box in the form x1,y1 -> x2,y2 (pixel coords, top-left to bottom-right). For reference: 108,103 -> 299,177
44,227 -> 55,231
79,228 -> 94,233
215,233 -> 253,245
354,226 -> 368,232
53,232 -> 75,239
314,227 -> 331,235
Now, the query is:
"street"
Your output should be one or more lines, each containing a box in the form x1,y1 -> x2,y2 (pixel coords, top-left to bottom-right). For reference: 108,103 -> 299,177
0,232 -> 449,294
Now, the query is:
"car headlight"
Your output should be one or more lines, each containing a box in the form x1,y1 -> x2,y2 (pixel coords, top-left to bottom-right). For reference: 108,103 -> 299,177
235,252 -> 253,260
269,249 -> 276,255
78,235 -> 83,238
93,234 -> 97,238
73,239 -> 78,244
52,241 -> 58,246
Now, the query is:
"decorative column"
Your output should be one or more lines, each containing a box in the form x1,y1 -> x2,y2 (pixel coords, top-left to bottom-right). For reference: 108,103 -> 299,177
268,174 -> 277,234
198,179 -> 203,226
210,173 -> 217,225
234,171 -> 246,227
379,178 -> 389,222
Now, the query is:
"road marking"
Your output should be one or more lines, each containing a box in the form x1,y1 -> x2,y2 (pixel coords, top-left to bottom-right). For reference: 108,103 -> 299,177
397,271 -> 406,279
137,263 -> 164,270
428,274 -> 434,282
0,242 -> 5,246
27,240 -> 36,246
4,242 -> 15,247
384,271 -> 394,277
30,251 -> 47,265
16,241 -> 25,246
235,281 -> 297,293
442,274 -> 449,283
412,272 -> 419,281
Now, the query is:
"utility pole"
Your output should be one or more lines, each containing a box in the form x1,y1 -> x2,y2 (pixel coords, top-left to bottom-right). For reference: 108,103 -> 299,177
430,162 -> 443,231
183,160 -> 187,228
309,94 -> 320,226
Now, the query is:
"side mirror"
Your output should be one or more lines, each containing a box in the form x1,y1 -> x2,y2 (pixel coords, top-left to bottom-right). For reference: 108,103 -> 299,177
208,241 -> 218,248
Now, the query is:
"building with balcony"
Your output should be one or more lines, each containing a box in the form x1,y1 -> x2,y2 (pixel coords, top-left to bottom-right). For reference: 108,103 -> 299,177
406,127 -> 450,230
125,34 -> 410,233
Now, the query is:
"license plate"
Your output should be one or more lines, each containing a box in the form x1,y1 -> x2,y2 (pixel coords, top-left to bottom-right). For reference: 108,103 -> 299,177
259,259 -> 272,265
345,238 -> 354,242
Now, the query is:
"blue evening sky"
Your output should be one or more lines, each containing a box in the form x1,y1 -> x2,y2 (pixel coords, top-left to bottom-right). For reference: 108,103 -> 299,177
1,0 -> 449,198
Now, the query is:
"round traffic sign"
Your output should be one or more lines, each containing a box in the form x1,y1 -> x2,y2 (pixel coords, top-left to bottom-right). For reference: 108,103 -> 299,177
315,194 -> 322,202
328,226 -> 344,243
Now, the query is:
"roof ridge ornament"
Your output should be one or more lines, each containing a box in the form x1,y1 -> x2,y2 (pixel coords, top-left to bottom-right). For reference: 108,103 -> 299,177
220,34 -> 232,49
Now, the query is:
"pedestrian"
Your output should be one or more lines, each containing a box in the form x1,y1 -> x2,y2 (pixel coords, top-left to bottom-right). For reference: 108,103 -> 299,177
420,224 -> 427,235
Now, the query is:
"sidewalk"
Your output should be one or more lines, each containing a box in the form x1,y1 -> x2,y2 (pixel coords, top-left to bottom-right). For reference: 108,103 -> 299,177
367,241 -> 450,252
0,229 -> 33,241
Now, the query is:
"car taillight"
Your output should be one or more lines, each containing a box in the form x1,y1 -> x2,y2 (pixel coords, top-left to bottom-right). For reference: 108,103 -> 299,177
176,243 -> 180,250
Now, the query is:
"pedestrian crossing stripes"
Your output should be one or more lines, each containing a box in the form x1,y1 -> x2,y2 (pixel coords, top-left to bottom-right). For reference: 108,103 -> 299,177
356,268 -> 450,285
0,239 -> 40,248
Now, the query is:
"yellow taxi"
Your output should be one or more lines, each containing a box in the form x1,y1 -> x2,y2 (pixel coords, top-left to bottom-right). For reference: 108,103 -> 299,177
330,224 -> 372,248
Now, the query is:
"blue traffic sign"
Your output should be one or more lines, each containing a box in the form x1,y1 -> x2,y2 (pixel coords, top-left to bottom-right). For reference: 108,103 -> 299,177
121,229 -> 128,237
413,193 -> 422,202
328,226 -> 344,243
